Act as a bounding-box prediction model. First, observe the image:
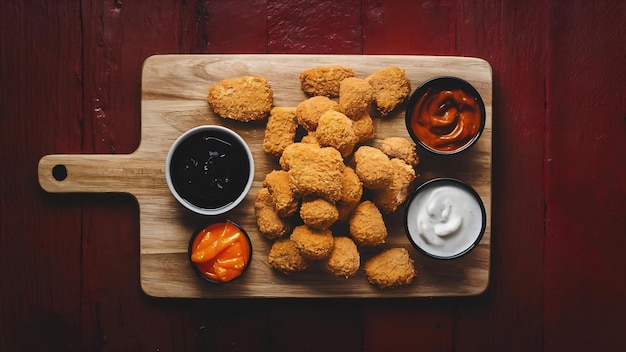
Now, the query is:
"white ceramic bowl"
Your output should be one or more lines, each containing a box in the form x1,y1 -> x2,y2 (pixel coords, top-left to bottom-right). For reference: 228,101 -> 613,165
165,125 -> 254,216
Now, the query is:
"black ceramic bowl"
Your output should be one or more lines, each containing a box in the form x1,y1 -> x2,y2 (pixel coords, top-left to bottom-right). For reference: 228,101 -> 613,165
404,178 -> 486,260
188,220 -> 253,283
165,125 -> 254,216
405,76 -> 486,155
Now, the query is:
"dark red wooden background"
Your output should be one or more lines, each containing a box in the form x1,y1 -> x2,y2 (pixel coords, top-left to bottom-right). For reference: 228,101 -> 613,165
1,1 -> 625,351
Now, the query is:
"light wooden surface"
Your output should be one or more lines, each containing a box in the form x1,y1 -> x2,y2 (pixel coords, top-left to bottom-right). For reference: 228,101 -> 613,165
38,54 -> 492,298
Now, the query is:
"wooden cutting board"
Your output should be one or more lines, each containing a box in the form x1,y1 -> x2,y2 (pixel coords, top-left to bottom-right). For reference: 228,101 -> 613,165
38,54 -> 492,298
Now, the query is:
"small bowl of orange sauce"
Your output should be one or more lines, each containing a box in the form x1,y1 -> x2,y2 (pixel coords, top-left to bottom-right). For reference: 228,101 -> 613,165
405,77 -> 486,155
189,220 -> 252,283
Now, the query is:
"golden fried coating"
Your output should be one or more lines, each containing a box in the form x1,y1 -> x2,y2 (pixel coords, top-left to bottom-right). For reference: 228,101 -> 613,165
300,132 -> 318,144
338,77 -> 374,120
352,112 -> 375,143
336,166 -> 363,221
295,96 -> 339,132
353,146 -> 394,190
364,248 -> 416,288
254,188 -> 293,240
349,201 -> 387,247
372,158 -> 417,213
207,75 -> 273,122
300,197 -> 339,230
324,236 -> 360,278
263,107 -> 298,156
268,239 -> 312,274
280,143 -> 345,202
365,66 -> 411,117
290,225 -> 335,260
379,137 -> 419,166
316,110 -> 358,157
299,65 -> 356,97
263,170 -> 299,218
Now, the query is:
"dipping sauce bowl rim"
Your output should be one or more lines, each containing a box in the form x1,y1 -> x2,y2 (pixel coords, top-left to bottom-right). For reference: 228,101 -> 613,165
188,219 -> 253,284
165,125 -> 255,216
405,76 -> 486,155
404,177 -> 487,260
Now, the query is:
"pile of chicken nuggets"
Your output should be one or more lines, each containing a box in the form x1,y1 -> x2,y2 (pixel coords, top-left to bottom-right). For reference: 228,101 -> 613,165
207,65 -> 418,289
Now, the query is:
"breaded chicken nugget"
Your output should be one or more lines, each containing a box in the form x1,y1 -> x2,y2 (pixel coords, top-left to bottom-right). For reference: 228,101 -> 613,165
207,75 -> 273,121
290,225 -> 334,260
295,96 -> 339,132
379,137 -> 419,166
349,201 -> 387,247
268,239 -> 312,274
336,166 -> 363,221
365,66 -> 411,117
254,188 -> 293,240
300,197 -> 339,230
353,146 -> 393,190
263,107 -> 298,156
372,158 -> 417,213
364,248 -> 416,288
300,132 -> 318,144
316,110 -> 358,157
263,170 -> 299,218
299,65 -> 356,97
280,143 -> 345,202
324,236 -> 360,278
338,77 -> 374,120
352,112 -> 375,143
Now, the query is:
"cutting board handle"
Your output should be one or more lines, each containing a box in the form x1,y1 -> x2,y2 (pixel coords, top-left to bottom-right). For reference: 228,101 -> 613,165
38,153 -> 165,194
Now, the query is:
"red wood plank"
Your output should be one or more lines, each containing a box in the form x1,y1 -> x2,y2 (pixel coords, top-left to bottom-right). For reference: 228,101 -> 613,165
545,2 -> 626,351
0,1 -> 84,350
454,1 -> 546,350
267,0 -> 362,53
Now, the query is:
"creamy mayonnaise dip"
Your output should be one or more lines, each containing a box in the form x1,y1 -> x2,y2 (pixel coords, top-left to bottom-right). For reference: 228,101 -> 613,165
405,178 -> 485,259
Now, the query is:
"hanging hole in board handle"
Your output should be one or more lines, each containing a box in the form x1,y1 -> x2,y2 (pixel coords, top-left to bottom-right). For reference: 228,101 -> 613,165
52,164 -> 68,181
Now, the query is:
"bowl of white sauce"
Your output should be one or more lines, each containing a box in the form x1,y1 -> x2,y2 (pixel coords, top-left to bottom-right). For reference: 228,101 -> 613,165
404,178 -> 486,259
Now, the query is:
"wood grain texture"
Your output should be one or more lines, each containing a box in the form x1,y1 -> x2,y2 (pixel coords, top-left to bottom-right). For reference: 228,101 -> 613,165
38,54 -> 493,298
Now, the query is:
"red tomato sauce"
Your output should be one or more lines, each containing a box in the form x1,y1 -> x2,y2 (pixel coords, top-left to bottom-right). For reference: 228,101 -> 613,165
409,88 -> 482,153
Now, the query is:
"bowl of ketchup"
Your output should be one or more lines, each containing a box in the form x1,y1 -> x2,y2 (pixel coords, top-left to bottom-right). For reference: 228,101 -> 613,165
165,125 -> 254,216
405,77 -> 485,155
189,220 -> 253,283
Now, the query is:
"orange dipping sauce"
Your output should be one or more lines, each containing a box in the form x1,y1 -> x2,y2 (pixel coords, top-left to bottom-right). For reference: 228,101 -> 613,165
408,79 -> 484,153
190,221 -> 252,283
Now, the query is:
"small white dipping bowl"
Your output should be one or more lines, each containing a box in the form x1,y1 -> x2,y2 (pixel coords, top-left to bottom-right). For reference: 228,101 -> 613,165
165,125 -> 254,216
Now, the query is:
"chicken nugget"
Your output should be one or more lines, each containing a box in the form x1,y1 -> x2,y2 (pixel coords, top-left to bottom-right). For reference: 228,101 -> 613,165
324,236 -> 360,278
316,110 -> 358,157
353,146 -> 393,190
268,239 -> 312,274
263,170 -> 299,218
290,225 -> 334,260
207,75 -> 273,121
352,112 -> 375,143
295,96 -> 339,132
336,166 -> 363,221
372,158 -> 417,213
254,188 -> 293,240
300,197 -> 339,230
300,132 -> 318,144
364,248 -> 416,288
380,137 -> 419,166
263,107 -> 298,156
299,65 -> 356,97
365,66 -> 411,117
280,143 -> 345,202
349,201 -> 387,247
338,77 -> 374,119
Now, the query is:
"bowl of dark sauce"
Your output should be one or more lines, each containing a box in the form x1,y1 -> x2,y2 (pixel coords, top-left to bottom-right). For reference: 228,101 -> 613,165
166,125 -> 254,216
